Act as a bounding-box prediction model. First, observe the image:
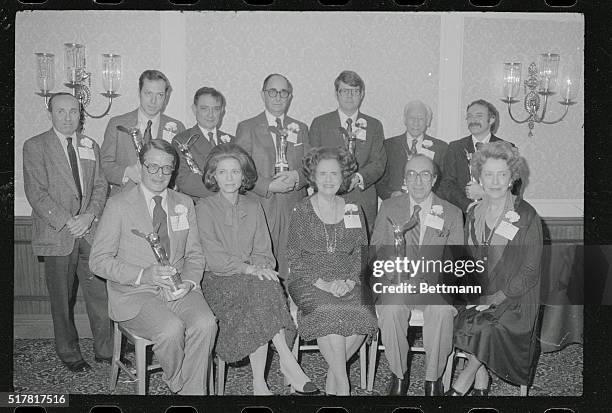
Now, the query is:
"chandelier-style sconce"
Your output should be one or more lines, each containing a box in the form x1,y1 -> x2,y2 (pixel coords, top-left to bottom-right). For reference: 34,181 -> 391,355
501,53 -> 578,137
35,43 -> 121,118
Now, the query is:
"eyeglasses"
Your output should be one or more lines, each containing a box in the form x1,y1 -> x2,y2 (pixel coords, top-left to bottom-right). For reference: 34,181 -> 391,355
143,163 -> 174,175
264,89 -> 291,99
338,88 -> 362,97
405,170 -> 434,183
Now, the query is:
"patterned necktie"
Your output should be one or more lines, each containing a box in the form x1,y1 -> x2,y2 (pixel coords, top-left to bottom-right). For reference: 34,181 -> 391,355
208,131 -> 216,147
406,204 -> 422,256
275,117 -> 283,147
66,137 -> 82,200
475,141 -> 483,151
346,118 -> 353,136
152,195 -> 170,254
410,138 -> 418,154
143,120 -> 153,143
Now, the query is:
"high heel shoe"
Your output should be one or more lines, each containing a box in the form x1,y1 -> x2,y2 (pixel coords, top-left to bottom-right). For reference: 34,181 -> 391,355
471,378 -> 491,396
444,387 -> 464,396
292,381 -> 320,395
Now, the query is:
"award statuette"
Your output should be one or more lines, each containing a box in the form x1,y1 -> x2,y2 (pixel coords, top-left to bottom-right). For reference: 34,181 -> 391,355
268,125 -> 290,174
117,125 -> 143,154
338,127 -> 357,157
387,216 -> 419,283
131,229 -> 182,292
175,133 -> 203,175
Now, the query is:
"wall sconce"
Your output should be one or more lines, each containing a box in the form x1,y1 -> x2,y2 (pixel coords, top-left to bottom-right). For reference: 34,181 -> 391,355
501,53 -> 578,137
35,43 -> 121,119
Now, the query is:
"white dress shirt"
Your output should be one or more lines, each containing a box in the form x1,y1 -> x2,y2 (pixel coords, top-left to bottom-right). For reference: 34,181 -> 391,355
409,192 -> 433,246
138,109 -> 161,140
198,125 -> 218,146
53,127 -> 84,191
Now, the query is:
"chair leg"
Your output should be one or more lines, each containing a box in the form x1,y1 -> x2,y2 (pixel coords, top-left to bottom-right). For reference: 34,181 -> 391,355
135,339 -> 147,395
520,385 -> 528,396
442,350 -> 454,392
207,357 -> 215,395
366,331 -> 379,392
217,358 -> 225,396
359,341 -> 367,389
109,323 -> 122,392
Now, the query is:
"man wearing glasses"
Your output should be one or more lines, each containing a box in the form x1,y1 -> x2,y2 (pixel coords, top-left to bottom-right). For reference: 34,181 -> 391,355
309,70 -> 386,233
438,99 -> 512,212
173,87 -> 233,201
101,70 -> 186,197
234,73 -> 309,280
90,140 -> 217,395
371,154 -> 463,396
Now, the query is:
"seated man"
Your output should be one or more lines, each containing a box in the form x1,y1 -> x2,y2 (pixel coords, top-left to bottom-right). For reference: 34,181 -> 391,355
90,140 -> 217,395
371,154 -> 463,396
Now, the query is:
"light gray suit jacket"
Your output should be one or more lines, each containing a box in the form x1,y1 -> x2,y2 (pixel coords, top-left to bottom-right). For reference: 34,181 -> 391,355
100,109 -> 185,197
89,185 -> 205,322
23,128 -> 107,256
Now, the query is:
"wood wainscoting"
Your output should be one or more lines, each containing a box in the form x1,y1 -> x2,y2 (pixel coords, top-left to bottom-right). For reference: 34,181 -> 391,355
13,215 -> 584,339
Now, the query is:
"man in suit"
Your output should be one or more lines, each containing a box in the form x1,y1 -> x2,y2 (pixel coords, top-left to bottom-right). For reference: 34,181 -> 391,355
101,69 -> 186,197
371,154 -> 463,396
234,73 -> 309,280
377,100 -> 448,200
90,140 -> 217,395
173,87 -> 233,201
23,92 -> 112,372
438,99 -> 509,212
309,70 -> 386,232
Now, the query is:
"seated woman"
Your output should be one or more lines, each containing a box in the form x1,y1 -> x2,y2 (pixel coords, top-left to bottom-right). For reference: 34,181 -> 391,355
446,141 -> 542,396
287,146 -> 378,396
196,143 -> 318,395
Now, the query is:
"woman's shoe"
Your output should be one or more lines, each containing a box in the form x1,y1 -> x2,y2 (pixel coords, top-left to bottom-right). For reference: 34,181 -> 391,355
444,387 -> 465,396
292,381 -> 320,395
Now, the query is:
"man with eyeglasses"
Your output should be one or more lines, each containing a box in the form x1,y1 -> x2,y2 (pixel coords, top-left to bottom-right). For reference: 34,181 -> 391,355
438,99 -> 515,212
173,87 -> 233,201
234,73 -> 309,280
309,70 -> 386,233
90,139 -> 217,395
371,154 -> 463,396
101,69 -> 186,197
23,92 -> 113,372
376,100 -> 448,200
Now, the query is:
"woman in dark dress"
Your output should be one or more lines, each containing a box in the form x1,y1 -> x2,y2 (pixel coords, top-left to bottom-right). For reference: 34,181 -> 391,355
446,141 -> 542,396
287,147 -> 378,396
196,143 -> 317,395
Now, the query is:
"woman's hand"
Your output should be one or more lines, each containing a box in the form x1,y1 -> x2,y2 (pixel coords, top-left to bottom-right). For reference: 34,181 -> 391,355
329,280 -> 351,297
246,264 -> 279,282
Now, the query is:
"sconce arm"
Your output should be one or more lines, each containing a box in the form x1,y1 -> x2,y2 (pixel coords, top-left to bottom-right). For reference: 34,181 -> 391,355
81,93 -> 119,119
505,100 -> 531,124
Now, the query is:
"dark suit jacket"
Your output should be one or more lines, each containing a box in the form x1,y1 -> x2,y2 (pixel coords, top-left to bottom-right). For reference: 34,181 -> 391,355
89,185 -> 204,321
376,133 -> 448,200
437,134 -> 506,212
234,112 -> 309,278
309,110 -> 386,229
101,109 -> 186,196
172,125 -> 234,200
23,129 -> 108,256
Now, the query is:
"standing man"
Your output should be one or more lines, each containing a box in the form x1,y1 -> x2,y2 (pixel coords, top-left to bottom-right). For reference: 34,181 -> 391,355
376,100 -> 448,200
101,69 -> 186,197
371,154 -> 463,396
438,99 -> 510,212
234,73 -> 309,280
173,87 -> 233,201
309,70 -> 386,232
90,140 -> 217,395
23,92 -> 112,372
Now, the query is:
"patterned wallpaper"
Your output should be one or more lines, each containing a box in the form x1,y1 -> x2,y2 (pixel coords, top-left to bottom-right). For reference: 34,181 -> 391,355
14,11 -> 582,214
462,16 -> 584,201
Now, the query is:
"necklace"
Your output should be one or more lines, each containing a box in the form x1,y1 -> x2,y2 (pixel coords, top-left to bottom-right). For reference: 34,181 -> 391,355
314,195 -> 339,253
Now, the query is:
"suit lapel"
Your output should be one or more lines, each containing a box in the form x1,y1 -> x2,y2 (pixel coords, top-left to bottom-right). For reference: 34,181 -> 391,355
157,115 -> 167,141
166,191 -> 177,263
421,194 -> 441,247
48,129 -> 80,199
129,185 -> 155,236
189,125 -> 212,160
255,112 -> 276,160
75,133 -> 92,209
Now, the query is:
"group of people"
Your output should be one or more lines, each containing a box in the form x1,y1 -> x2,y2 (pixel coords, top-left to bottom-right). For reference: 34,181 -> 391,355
23,68 -> 542,396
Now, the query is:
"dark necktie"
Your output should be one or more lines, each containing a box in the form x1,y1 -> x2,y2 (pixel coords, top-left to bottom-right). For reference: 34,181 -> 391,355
410,138 -> 418,155
143,120 -> 153,143
208,131 -> 216,146
475,141 -> 483,151
275,117 -> 283,147
66,137 -> 82,200
406,205 -> 422,256
152,195 -> 170,254
346,118 -> 353,136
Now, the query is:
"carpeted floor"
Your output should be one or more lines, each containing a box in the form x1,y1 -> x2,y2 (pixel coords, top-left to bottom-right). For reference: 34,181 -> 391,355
13,338 -> 582,396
